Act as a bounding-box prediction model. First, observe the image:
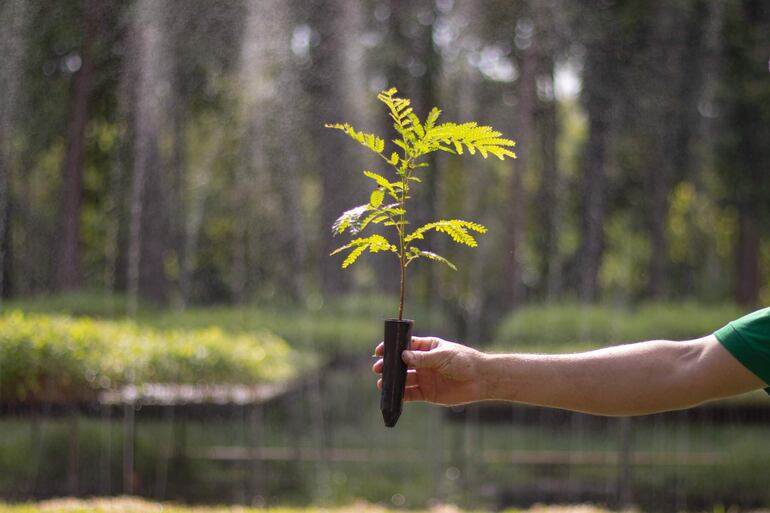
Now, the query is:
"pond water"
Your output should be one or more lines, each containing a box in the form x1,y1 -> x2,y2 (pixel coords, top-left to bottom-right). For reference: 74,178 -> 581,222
2,359 -> 769,511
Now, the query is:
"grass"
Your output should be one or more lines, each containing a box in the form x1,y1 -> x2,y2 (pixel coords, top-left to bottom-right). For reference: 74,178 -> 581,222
3,498 -> 764,513
492,301 -> 744,353
0,497 -> 623,513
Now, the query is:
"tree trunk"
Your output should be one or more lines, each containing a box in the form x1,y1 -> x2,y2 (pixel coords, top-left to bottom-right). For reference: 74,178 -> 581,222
232,0 -> 294,303
503,15 -> 537,308
127,0 -> 169,314
105,71 -> 131,295
274,0 -> 314,303
645,3 -> 692,299
414,0 -> 440,303
463,83 -> 496,345
231,194 -> 247,304
577,101 -> 609,303
577,14 -> 615,303
306,0 -> 356,296
1,199 -> 11,298
139,150 -> 169,303
179,127 -> 220,306
735,205 -> 760,307
55,0 -> 99,291
0,0 -> 28,301
166,98 -> 186,307
720,0 -> 768,308
537,59 -> 563,300
275,94 -> 308,303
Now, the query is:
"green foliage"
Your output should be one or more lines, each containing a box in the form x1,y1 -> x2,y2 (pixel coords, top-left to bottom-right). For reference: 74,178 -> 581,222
4,291 -> 450,358
0,311 -> 307,403
327,87 -> 515,317
408,249 -> 457,271
324,123 -> 385,156
0,290 -> 132,318
330,234 -> 397,268
493,302 -> 744,353
405,219 -> 487,247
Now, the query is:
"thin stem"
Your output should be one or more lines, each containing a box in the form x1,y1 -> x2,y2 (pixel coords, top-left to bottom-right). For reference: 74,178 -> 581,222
396,147 -> 412,321
398,257 -> 406,320
397,163 -> 408,321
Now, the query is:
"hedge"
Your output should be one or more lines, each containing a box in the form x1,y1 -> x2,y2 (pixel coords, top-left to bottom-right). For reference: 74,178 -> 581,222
0,311 -> 307,403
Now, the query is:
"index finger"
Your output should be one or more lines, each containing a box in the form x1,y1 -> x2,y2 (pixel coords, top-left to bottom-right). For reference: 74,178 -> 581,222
409,336 -> 441,352
374,341 -> 384,356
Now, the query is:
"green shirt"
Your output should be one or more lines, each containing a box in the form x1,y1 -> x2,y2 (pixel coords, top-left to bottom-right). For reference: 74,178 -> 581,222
714,306 -> 770,392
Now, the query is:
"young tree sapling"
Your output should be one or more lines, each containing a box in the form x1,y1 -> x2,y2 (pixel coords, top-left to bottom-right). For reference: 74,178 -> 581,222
327,87 -> 516,426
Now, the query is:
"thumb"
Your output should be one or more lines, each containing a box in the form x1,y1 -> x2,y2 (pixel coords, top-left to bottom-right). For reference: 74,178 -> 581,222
402,349 -> 440,369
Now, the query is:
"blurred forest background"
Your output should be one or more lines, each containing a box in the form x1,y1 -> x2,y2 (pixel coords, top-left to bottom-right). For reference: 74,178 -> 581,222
1,0 -> 770,509
1,0 -> 769,330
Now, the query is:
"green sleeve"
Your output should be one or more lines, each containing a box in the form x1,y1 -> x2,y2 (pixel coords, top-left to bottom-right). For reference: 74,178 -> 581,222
714,307 -> 770,394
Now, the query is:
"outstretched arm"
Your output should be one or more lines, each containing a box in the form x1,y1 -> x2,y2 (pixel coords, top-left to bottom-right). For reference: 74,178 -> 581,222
372,335 -> 766,416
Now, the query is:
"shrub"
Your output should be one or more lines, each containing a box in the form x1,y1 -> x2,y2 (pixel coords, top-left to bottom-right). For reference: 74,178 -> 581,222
0,311 -> 307,403
4,292 -> 446,355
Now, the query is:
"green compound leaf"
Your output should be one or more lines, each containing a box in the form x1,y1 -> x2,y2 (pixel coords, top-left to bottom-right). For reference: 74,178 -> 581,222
359,212 -> 389,231
331,205 -> 369,235
408,112 -> 425,138
377,88 -> 419,142
363,170 -> 399,200
331,234 -> 397,268
425,122 -> 516,161
406,246 -> 457,270
405,219 -> 487,247
341,245 -> 367,268
369,188 -> 385,208
325,123 -> 386,156
380,203 -> 405,217
418,250 -> 457,270
424,107 -> 441,131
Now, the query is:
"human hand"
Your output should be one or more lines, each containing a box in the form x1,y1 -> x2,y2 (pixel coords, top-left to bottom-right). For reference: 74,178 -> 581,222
372,336 -> 486,405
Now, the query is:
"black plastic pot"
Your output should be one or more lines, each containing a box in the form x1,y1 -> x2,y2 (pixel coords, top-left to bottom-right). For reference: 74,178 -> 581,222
381,318 -> 413,427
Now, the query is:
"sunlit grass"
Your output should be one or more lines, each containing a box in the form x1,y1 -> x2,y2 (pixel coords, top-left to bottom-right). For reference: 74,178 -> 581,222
0,497 -> 621,513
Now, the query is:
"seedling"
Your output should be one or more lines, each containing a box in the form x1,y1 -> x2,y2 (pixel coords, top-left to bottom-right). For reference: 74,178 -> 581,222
327,87 -> 515,426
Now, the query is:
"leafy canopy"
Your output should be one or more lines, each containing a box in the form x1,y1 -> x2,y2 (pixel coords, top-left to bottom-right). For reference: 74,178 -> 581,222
326,87 -> 515,315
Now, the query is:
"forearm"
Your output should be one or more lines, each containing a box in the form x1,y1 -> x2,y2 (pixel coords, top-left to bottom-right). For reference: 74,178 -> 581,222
478,337 -> 757,416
